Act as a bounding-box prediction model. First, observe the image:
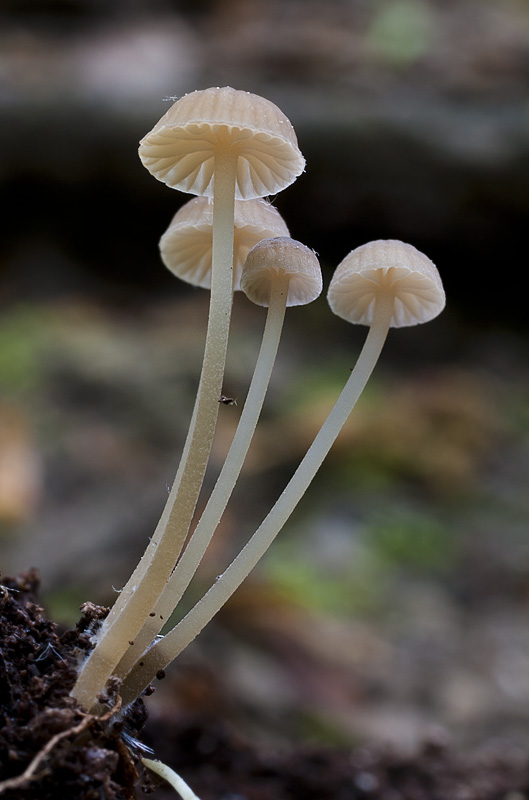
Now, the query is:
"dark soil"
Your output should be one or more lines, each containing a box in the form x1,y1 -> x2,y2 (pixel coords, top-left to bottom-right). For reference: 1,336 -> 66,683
2,572 -> 529,800
0,571 -> 147,800
146,717 -> 529,800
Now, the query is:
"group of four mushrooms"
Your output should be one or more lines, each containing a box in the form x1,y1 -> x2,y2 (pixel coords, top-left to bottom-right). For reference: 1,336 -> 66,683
70,86 -> 446,719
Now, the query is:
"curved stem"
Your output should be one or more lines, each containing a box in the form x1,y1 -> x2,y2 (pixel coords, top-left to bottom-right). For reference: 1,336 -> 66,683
115,277 -> 290,679
119,294 -> 394,707
142,759 -> 202,800
71,150 -> 238,711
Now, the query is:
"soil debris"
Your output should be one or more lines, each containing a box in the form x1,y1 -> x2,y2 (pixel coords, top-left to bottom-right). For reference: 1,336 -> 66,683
0,571 -> 147,800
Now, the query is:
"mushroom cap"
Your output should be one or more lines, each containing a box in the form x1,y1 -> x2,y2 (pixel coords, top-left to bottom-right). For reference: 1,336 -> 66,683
160,197 -> 290,291
241,236 -> 322,307
327,240 -> 445,328
139,87 -> 305,199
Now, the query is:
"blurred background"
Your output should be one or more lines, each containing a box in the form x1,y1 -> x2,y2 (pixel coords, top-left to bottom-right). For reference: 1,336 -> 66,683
1,0 -> 529,757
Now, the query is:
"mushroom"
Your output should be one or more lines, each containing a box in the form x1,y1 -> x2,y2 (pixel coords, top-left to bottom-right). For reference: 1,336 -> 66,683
117,240 -> 445,704
72,88 -> 304,712
116,237 -> 322,684
327,239 -> 445,328
138,86 -> 305,198
159,197 -> 290,290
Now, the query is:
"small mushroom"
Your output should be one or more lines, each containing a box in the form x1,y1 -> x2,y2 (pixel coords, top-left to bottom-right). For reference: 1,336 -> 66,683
168,237 -> 322,603
327,239 -> 445,328
117,240 -> 445,701
240,235 -> 323,307
159,197 -> 289,290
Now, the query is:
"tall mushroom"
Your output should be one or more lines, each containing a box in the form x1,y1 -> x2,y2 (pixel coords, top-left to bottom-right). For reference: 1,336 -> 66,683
116,237 -> 322,682
118,239 -> 445,705
71,88 -> 304,711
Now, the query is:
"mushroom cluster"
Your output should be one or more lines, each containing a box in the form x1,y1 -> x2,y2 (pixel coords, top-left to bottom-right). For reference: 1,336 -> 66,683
71,88 -> 445,733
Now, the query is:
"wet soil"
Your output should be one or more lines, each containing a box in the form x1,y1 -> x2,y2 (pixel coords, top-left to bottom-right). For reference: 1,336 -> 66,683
2,572 -> 529,800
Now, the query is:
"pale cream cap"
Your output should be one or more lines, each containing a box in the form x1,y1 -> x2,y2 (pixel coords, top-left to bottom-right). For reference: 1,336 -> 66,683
160,197 -> 289,290
241,237 -> 322,307
327,240 -> 445,328
139,87 -> 305,199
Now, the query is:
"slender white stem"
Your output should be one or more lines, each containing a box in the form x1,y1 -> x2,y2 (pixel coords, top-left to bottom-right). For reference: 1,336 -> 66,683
71,150 -> 238,711
142,759 -> 202,800
119,294 -> 394,707
114,277 -> 290,679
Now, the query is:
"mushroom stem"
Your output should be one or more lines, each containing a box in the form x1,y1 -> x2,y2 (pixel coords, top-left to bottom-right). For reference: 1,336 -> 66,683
142,759 -> 202,800
119,292 -> 394,707
114,275 -> 290,679
71,150 -> 238,711
151,148 -> 238,555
